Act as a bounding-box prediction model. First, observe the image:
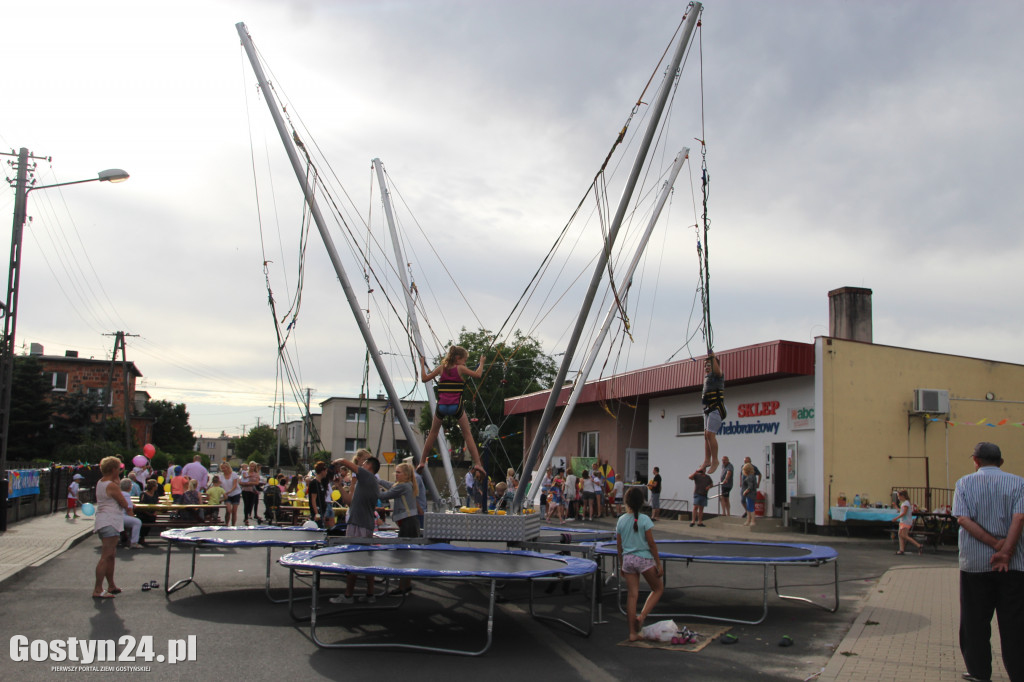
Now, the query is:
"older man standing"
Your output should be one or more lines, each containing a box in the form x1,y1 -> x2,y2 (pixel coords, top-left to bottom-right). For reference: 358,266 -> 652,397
181,454 -> 209,492
953,442 -> 1024,682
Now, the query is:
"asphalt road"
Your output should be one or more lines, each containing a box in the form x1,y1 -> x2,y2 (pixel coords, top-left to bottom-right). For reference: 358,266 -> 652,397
0,525 -> 957,681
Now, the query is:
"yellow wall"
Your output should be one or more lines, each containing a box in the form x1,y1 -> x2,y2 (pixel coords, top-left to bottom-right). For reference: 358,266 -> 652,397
820,338 -> 1024,510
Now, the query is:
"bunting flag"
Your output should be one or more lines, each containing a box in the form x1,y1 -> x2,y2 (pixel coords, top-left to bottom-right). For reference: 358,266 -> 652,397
928,418 -> 1024,428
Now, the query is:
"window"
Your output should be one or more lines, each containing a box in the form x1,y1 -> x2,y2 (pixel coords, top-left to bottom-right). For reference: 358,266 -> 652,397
86,387 -> 112,407
395,439 -> 410,453
677,414 -> 704,436
345,438 -> 366,453
393,408 -> 416,423
44,371 -> 68,392
346,407 -> 367,423
579,431 -> 599,459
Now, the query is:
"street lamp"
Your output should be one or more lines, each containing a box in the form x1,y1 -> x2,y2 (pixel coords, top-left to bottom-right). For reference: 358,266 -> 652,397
0,147 -> 129,530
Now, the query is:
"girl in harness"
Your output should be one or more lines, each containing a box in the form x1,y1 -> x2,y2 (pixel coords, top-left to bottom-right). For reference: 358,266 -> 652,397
418,346 -> 487,477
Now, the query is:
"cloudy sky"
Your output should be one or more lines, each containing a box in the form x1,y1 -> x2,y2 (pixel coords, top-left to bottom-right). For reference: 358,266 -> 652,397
2,0 -> 1022,439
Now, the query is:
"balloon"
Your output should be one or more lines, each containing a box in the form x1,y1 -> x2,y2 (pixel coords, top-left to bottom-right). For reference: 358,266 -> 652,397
157,476 -> 164,484
143,443 -> 156,458
302,520 -> 319,529
81,503 -> 95,517
164,484 -> 171,493
119,462 -> 125,469
132,455 -> 147,468
268,478 -> 277,486
331,490 -> 341,501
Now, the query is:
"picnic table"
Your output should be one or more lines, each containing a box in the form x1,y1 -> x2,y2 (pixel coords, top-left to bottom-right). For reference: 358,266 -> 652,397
134,503 -> 227,538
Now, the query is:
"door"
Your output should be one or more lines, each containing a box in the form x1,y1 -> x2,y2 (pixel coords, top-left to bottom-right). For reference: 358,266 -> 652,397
768,442 -> 786,516
625,448 -> 649,484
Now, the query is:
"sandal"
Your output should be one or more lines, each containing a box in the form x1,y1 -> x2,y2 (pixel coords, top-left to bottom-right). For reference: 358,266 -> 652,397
721,633 -> 739,645
141,584 -> 151,592
895,551 -> 905,555
92,590 -> 116,599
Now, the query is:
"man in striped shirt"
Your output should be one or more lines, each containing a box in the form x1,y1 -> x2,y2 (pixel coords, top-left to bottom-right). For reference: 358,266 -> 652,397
952,441 -> 1024,682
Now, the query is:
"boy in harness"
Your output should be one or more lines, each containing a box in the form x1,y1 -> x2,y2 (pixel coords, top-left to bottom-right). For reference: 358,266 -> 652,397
418,345 -> 487,477
702,351 -> 725,475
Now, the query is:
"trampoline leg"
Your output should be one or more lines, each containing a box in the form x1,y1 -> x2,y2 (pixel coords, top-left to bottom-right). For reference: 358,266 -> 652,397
165,543 -> 198,596
773,560 -> 840,613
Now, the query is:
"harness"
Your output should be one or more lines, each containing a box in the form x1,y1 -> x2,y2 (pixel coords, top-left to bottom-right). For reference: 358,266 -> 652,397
702,388 -> 726,417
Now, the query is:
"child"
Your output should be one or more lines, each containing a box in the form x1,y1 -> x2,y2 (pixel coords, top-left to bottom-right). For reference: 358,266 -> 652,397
66,473 -> 83,519
206,475 -> 226,505
417,346 -> 487,478
895,489 -> 923,555
616,486 -> 664,641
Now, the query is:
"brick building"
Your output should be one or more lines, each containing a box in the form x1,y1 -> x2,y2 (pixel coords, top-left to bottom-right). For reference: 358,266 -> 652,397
30,344 -> 145,438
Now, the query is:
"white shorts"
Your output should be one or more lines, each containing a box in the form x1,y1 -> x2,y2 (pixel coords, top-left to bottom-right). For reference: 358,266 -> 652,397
705,409 -> 723,433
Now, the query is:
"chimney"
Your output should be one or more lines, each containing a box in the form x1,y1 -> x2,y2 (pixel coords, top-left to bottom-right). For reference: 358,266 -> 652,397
29,343 -> 44,356
65,350 -> 79,358
828,287 -> 872,343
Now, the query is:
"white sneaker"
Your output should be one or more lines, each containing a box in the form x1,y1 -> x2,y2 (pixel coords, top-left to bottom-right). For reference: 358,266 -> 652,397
564,518 -> 574,522
329,594 -> 355,605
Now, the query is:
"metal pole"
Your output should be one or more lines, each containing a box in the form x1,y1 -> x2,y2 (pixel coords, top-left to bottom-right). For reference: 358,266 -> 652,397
372,158 -> 459,504
529,148 -> 688,505
513,2 -> 702,510
0,148 -> 29,530
236,22 -> 442,507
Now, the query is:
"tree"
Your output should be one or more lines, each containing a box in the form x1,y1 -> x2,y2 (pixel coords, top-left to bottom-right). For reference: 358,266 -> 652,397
234,424 -> 277,463
418,328 -> 557,474
7,355 -> 56,462
142,400 -> 195,453
50,391 -> 103,445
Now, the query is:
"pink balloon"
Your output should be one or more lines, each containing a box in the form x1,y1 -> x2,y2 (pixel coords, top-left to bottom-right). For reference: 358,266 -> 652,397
119,462 -> 125,469
132,455 -> 147,468
143,443 -> 156,458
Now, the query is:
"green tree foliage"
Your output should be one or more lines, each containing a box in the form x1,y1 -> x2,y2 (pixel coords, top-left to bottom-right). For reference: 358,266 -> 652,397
142,399 -> 196,453
234,424 -> 277,463
418,328 -> 556,474
50,391 -> 103,445
8,356 -> 56,461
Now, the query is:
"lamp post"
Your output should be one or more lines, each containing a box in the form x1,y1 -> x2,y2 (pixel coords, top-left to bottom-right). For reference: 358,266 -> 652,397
0,147 -> 128,530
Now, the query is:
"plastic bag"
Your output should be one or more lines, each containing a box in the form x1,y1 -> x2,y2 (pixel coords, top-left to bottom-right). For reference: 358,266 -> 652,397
641,619 -> 678,642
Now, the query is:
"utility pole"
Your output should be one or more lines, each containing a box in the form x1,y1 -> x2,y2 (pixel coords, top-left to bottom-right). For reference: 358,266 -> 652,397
102,331 -> 138,448
0,149 -> 127,531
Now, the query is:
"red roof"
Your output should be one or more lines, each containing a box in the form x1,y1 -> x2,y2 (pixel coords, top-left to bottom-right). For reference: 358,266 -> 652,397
504,340 -> 814,415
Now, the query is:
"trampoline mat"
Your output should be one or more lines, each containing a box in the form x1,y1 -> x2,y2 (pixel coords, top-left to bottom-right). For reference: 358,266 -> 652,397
281,544 -> 596,579
162,526 -> 327,546
596,540 -> 837,563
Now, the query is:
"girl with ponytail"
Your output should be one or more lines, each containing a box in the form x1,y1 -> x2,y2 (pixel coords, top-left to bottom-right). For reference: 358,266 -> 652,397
616,485 -> 664,641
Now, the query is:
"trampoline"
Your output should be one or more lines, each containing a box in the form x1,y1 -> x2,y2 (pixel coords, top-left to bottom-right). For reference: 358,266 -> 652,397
538,525 -> 616,544
161,526 -> 326,601
279,543 -> 598,655
594,539 -> 839,625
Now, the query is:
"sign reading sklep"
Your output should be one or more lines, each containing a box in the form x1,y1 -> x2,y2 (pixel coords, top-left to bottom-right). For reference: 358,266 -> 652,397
9,635 -> 197,667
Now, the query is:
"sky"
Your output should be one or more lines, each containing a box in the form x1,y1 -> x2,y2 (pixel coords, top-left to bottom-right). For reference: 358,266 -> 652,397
2,0 -> 1023,439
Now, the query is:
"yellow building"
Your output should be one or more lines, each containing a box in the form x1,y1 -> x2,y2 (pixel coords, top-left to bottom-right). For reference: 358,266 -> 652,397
818,336 -> 1024,520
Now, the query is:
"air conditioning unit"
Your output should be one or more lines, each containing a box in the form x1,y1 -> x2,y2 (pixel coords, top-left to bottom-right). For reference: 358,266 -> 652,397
913,388 -> 949,414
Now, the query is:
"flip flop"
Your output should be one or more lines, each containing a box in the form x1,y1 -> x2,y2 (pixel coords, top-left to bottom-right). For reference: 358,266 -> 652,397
108,587 -> 122,594
142,584 -> 151,592
148,581 -> 160,589
721,633 -> 739,645
778,635 -> 794,647
92,590 -> 116,599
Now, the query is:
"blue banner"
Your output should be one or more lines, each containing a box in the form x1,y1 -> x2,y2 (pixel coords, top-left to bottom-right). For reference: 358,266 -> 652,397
6,469 -> 41,498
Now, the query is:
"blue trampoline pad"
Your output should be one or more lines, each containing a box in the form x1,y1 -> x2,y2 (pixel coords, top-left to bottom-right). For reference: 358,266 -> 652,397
280,543 -> 597,579
595,539 -> 837,563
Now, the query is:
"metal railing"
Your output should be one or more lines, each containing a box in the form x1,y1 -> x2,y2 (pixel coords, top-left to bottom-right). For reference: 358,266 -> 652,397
891,486 -> 954,512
